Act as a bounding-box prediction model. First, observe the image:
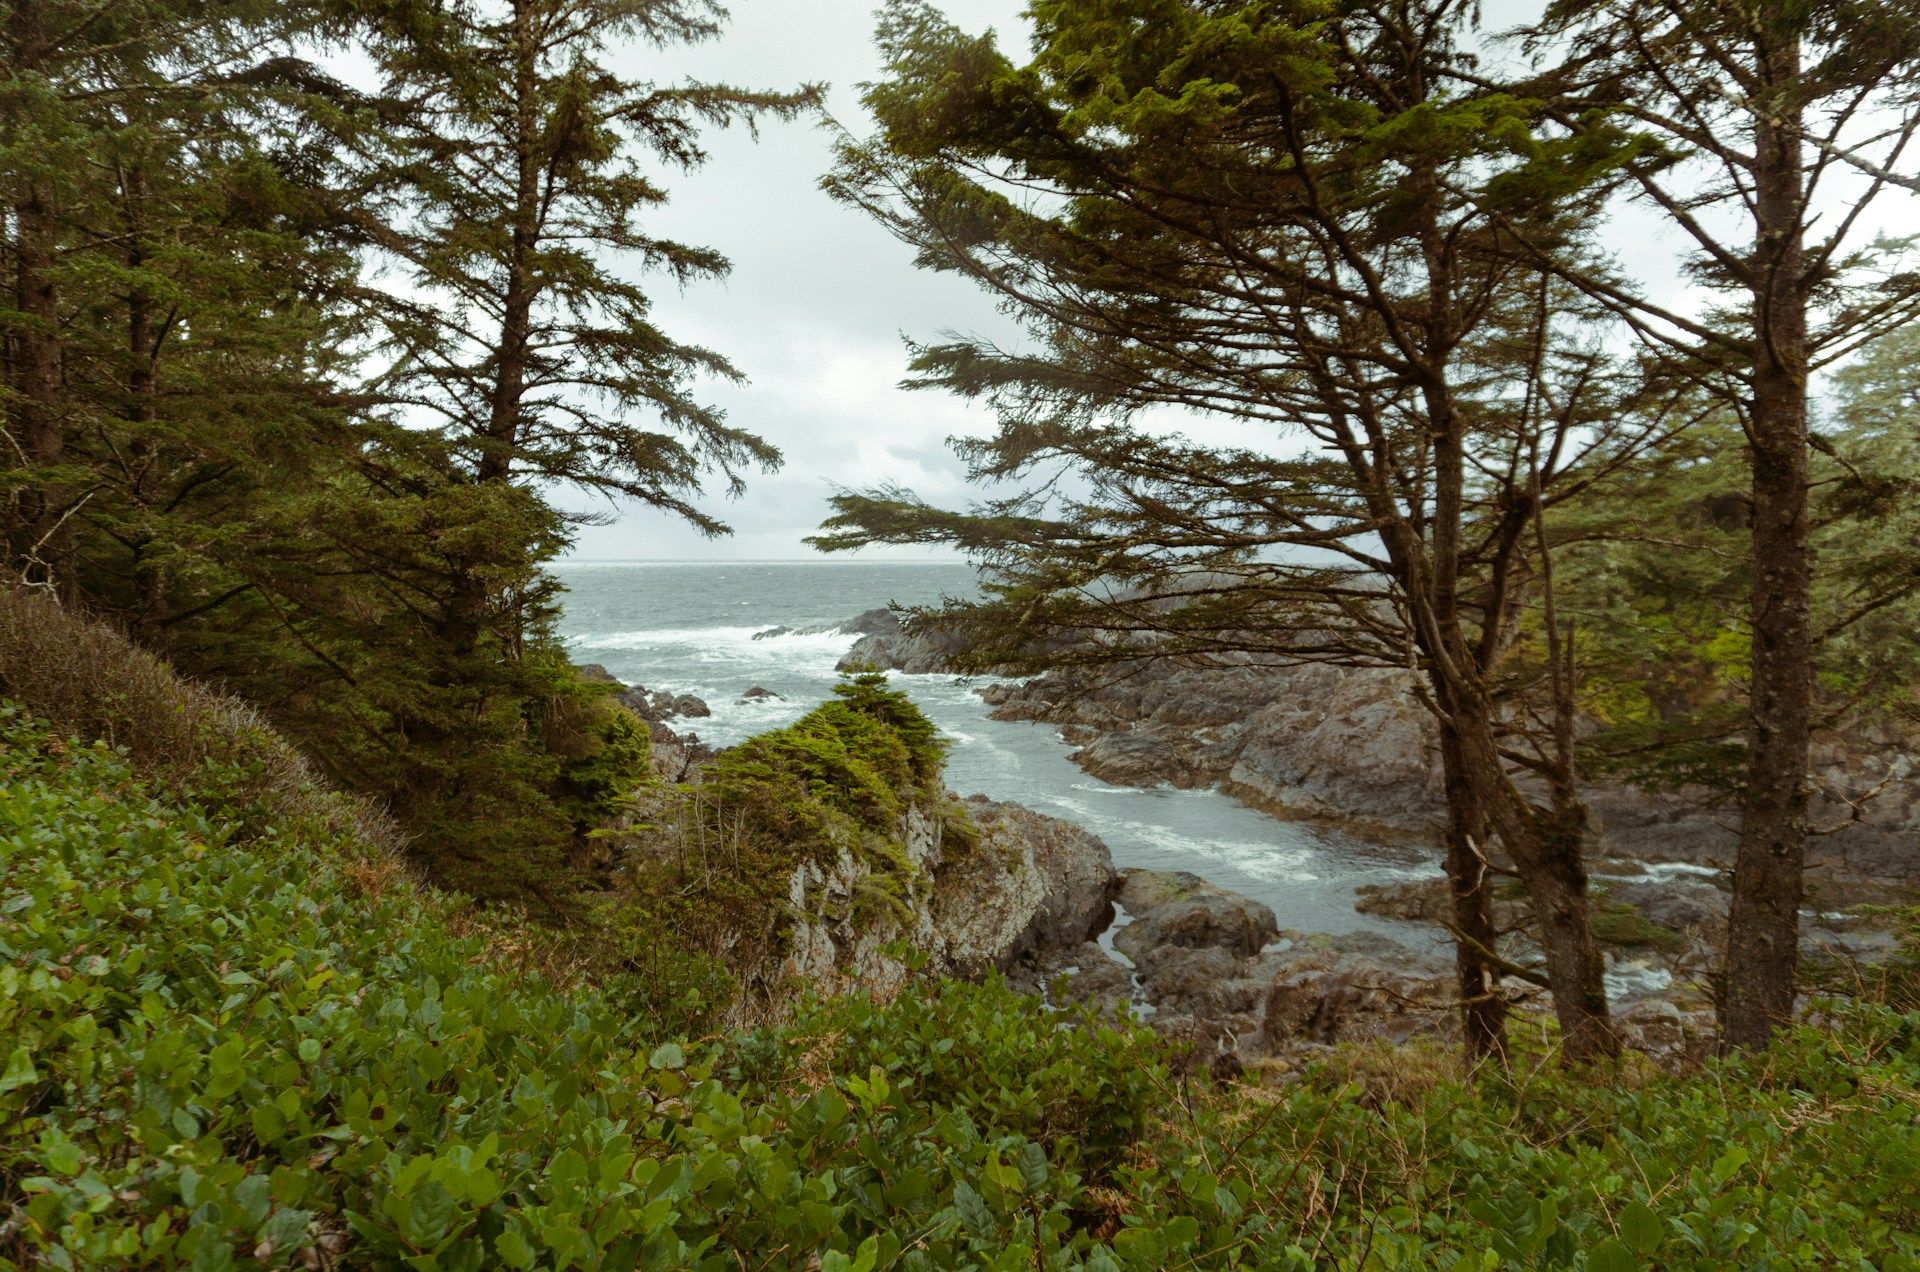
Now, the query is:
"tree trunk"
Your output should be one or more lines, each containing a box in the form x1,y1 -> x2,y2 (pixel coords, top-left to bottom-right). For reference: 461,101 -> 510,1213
444,0 -> 540,658
1724,27 -> 1813,1050
1447,695 -> 1619,1063
6,0 -> 70,595
1415,365 -> 1613,1064
1438,722 -> 1508,1064
125,164 -> 169,642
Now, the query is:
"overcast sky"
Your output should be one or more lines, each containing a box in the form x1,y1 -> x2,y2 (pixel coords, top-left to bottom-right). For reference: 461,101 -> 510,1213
564,0 -> 1910,562
561,0 -> 1027,561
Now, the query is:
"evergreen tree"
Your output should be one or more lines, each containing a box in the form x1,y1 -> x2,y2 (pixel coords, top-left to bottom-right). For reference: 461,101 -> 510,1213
1527,0 -> 1920,1046
258,0 -> 817,900
818,0 -> 1657,1063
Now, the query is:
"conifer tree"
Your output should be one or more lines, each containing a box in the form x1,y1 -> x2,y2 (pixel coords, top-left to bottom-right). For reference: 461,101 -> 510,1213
1528,0 -> 1920,1046
819,0 -> 1657,1063
258,0 -> 818,899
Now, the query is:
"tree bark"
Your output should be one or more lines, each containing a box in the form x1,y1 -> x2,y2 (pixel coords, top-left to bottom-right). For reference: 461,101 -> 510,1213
1446,685 -> 1619,1063
1724,25 -> 1813,1050
1438,721 -> 1508,1064
6,0 -> 71,596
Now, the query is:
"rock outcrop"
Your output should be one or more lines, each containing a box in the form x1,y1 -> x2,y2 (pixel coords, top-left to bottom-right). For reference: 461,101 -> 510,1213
782,803 -> 1035,997
950,651 -> 1919,887
964,796 -> 1119,948
837,609 -> 979,675
780,797 -> 1121,1001
580,664 -> 715,781
1011,866 -> 1760,1067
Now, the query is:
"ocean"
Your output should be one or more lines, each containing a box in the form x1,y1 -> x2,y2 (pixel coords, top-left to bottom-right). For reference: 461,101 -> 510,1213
554,559 -> 1443,940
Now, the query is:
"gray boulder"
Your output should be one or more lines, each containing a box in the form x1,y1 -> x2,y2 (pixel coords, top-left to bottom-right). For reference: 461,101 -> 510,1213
965,797 -> 1119,949
1112,869 -> 1279,962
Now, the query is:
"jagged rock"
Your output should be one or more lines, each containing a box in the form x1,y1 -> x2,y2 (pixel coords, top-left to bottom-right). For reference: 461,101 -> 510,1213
976,649 -> 1918,887
837,619 -> 974,674
1152,1014 -> 1247,1080
1135,946 -> 1248,1017
965,797 -> 1118,948
656,691 -> 710,719
740,686 -> 782,701
603,678 -> 711,724
779,796 -> 1124,1000
1605,874 -> 1729,935
1071,730 -> 1203,789
927,809 -> 1049,978
750,626 -> 793,641
842,608 -> 902,638
1250,932 -> 1454,1050
1616,999 -> 1713,1067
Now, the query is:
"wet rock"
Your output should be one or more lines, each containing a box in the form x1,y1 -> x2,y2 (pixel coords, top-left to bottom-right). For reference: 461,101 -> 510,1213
974,644 -> 1918,890
1252,936 -> 1454,1051
841,608 -> 902,638
1605,874 -> 1728,936
1136,946 -> 1253,1017
740,686 -> 782,701
837,618 -> 975,674
655,691 -> 711,720
1013,941 -> 1137,1018
1071,729 -> 1202,788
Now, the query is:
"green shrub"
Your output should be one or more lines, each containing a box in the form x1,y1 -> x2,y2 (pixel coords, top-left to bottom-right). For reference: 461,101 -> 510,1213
5,700 -> 1919,1270
611,670 -> 975,997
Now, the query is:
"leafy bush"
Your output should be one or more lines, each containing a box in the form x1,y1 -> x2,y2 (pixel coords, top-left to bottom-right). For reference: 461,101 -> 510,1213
5,701 -> 1919,1269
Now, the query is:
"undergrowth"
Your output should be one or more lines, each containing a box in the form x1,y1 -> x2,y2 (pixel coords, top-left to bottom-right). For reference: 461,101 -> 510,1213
4,703 -> 1920,1267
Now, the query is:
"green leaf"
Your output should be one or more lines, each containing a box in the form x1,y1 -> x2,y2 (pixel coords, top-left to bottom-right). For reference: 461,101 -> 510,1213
1586,1237 -> 1638,1272
1711,1147 -> 1751,1185
495,1228 -> 536,1269
648,1042 -> 685,1071
0,1046 -> 37,1094
1619,1200 -> 1665,1254
953,1180 -> 994,1238
43,1138 -> 83,1177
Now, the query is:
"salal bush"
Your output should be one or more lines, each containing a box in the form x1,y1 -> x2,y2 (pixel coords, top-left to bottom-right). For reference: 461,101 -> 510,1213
0,706 -> 1158,1269
4,701 -> 1918,1270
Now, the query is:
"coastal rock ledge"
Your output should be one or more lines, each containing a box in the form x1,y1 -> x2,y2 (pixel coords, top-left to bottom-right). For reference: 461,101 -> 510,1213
777,797 -> 1122,1003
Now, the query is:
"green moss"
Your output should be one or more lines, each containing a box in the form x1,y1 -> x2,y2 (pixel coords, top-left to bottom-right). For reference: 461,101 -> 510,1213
614,670 -> 955,994
1591,900 -> 1686,952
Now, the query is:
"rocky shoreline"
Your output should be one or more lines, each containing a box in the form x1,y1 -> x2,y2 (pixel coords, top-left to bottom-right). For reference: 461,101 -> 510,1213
829,606 -> 1917,1058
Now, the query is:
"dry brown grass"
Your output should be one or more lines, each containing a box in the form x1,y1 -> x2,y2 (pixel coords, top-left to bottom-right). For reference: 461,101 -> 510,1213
0,586 -> 407,859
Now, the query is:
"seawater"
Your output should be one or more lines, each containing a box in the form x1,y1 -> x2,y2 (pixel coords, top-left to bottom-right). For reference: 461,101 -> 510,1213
555,560 -> 1443,941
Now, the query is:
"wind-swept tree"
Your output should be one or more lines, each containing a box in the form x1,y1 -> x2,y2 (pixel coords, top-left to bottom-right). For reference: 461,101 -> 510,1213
1525,0 -> 1920,1047
819,0 -> 1662,1062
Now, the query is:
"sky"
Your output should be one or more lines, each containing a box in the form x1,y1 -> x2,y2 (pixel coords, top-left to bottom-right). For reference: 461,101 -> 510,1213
563,0 -> 1914,562
562,0 -> 1029,562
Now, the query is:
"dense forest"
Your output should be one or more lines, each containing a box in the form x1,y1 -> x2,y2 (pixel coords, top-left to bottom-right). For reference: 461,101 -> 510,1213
3,0 -> 1919,1266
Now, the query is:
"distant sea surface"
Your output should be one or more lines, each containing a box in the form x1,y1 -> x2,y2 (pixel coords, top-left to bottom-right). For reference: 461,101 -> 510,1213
555,560 -> 1440,940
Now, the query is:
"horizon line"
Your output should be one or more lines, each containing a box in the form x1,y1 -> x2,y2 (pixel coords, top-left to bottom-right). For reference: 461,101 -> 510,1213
554,557 -> 972,565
